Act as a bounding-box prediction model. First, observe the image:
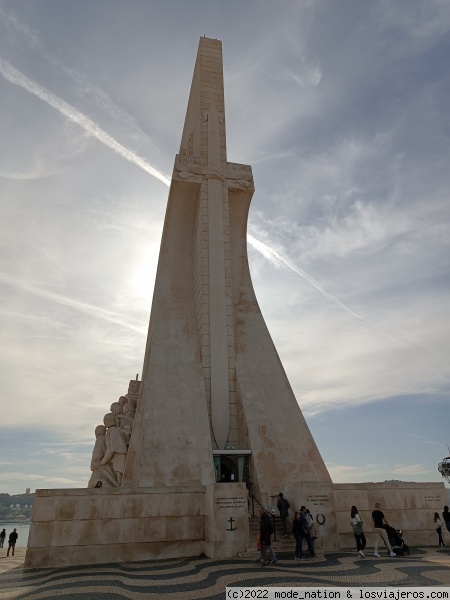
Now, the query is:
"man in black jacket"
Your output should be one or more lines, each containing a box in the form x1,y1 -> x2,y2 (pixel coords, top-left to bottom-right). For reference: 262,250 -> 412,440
277,493 -> 290,537
7,528 -> 18,557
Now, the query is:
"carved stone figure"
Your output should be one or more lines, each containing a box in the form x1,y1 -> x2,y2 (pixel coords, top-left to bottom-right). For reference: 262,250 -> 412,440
87,425 -> 117,488
123,401 -> 135,421
101,412 -> 129,486
110,401 -> 123,415
119,400 -> 136,439
110,401 -> 124,428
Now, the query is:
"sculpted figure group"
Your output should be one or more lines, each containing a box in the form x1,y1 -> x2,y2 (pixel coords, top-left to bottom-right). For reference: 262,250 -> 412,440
88,395 -> 136,488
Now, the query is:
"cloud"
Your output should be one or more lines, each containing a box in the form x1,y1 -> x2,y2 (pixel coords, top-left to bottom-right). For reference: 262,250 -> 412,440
0,271 -> 146,334
376,0 -> 450,42
267,54 -> 322,87
0,471 -> 83,487
391,464 -> 430,476
327,461 -> 434,483
0,56 -> 171,185
247,232 -> 392,331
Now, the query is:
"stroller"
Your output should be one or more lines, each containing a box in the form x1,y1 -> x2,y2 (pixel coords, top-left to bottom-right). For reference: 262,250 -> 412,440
385,525 -> 410,555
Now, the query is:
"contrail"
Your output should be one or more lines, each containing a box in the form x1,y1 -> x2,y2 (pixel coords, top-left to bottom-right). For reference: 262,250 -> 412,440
0,271 -> 147,335
0,56 -> 171,186
0,6 -> 160,156
248,234 -> 449,379
247,233 -> 376,327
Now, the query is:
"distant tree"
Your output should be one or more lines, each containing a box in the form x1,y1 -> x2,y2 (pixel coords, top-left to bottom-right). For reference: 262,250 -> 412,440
0,493 -> 35,519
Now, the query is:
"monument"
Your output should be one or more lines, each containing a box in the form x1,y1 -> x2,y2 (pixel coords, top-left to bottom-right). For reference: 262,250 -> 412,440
26,37 -> 444,568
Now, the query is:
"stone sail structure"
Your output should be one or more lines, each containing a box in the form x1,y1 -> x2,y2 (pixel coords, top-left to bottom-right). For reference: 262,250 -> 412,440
122,36 -> 331,496
25,37 -> 445,569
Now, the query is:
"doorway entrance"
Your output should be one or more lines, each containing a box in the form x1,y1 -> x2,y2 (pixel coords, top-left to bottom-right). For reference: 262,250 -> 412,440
213,451 -> 251,483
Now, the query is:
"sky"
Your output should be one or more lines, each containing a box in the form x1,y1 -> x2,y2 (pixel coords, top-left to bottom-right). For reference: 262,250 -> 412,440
0,0 -> 449,497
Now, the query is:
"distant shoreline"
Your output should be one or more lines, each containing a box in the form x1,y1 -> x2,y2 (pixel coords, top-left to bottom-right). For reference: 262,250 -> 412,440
0,519 -> 31,523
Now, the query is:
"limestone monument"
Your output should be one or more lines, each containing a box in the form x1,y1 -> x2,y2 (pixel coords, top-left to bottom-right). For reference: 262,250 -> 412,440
26,37 -> 445,568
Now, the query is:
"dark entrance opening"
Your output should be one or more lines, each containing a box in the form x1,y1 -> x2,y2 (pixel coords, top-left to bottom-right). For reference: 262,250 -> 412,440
213,454 -> 250,483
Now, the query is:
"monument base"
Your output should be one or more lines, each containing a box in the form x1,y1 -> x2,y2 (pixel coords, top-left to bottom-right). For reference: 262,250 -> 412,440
26,480 -> 445,567
268,480 -> 444,553
334,481 -> 445,549
25,483 -> 249,568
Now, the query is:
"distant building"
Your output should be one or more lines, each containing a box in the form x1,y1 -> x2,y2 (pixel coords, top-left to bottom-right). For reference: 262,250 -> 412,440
26,488 -> 31,494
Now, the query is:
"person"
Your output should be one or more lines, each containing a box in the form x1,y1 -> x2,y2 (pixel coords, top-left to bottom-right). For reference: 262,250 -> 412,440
442,506 -> 450,534
292,507 -> 315,560
255,521 -> 277,565
434,512 -> 445,547
372,503 -> 396,557
277,493 -> 290,537
7,528 -> 18,557
305,509 -> 318,556
0,529 -> 5,548
350,505 -> 366,558
305,509 -> 317,537
259,508 -> 274,567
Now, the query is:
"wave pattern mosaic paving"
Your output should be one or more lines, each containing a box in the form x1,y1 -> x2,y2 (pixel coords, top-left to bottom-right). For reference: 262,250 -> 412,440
2,549 -> 450,600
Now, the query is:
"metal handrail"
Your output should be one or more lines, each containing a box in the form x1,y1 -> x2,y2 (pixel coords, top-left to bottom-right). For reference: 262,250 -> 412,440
249,483 -> 277,542
248,481 -> 264,515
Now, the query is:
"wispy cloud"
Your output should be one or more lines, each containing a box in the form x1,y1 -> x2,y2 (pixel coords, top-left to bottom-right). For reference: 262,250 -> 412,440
0,271 -> 146,334
391,463 -> 430,476
326,461 -> 434,483
0,56 -> 171,186
0,309 -> 66,327
0,471 -> 83,487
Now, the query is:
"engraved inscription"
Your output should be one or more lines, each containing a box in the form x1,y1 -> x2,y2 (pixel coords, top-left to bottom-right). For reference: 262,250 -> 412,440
215,496 -> 246,509
306,494 -> 331,506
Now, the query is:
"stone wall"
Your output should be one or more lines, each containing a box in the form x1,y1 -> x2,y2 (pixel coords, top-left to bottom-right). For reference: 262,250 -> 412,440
26,486 -> 206,567
334,481 -> 445,549
26,483 -> 249,568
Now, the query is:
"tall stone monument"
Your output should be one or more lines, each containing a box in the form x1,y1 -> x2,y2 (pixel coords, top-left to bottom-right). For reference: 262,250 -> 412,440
122,36 -> 331,493
26,37 -> 445,568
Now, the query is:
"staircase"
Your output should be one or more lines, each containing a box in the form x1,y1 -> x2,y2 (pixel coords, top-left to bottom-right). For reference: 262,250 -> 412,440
239,514 -> 295,558
238,514 -> 324,560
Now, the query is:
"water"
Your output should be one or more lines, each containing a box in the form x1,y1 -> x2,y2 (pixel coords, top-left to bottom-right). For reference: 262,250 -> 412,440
0,522 -> 30,548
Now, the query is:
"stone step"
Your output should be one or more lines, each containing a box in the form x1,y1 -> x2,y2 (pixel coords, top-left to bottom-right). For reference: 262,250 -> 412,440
245,515 -> 324,560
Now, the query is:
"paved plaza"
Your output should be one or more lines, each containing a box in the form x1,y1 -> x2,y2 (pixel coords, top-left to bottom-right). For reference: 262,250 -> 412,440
1,547 -> 450,600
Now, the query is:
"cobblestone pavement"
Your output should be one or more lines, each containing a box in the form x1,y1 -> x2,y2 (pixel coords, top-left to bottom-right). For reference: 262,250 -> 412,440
1,548 -> 450,600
